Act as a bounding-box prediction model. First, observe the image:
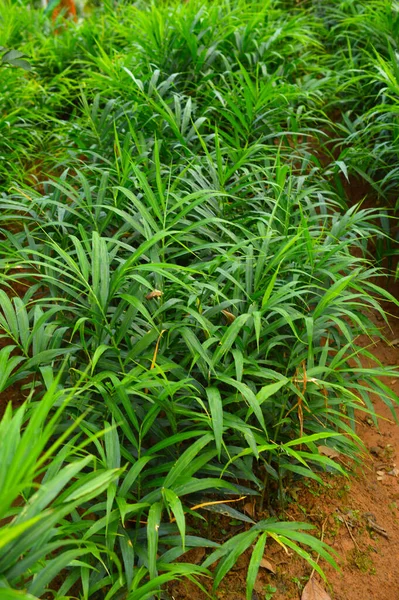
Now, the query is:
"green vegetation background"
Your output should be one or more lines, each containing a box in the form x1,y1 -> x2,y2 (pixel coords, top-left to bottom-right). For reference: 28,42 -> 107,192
0,0 -> 398,598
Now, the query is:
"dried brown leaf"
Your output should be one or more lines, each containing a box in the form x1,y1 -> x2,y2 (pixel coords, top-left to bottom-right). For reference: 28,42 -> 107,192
259,557 -> 276,574
317,445 -> 340,459
363,512 -> 388,538
243,501 -> 255,518
145,289 -> 163,300
301,578 -> 332,600
221,309 -> 236,323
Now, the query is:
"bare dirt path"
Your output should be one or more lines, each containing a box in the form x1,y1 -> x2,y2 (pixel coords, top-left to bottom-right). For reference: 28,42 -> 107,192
313,293 -> 399,600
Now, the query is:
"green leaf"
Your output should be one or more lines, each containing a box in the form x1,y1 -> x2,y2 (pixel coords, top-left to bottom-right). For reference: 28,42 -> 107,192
257,379 -> 288,404
205,529 -> 259,588
0,590 -> 39,600
206,387 -> 223,459
0,517 -> 44,551
163,434 -> 213,488
212,313 -> 250,364
163,489 -> 186,550
147,502 -> 162,579
246,531 -> 267,600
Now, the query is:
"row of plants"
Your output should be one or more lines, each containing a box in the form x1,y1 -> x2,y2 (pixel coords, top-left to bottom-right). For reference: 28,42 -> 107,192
0,0 -> 398,598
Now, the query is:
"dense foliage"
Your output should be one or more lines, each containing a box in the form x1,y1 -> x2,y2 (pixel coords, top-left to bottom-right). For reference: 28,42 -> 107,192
0,0 -> 398,598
